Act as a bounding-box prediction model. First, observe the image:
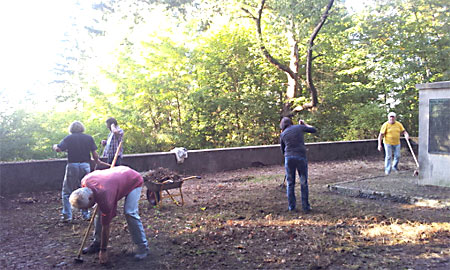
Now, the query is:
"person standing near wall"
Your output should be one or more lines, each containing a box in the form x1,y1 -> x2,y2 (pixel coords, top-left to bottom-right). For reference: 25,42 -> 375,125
102,117 -> 124,166
378,112 -> 409,175
53,121 -> 107,222
280,117 -> 317,213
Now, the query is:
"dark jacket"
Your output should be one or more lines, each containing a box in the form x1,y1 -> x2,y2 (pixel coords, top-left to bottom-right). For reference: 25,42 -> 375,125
280,125 -> 317,157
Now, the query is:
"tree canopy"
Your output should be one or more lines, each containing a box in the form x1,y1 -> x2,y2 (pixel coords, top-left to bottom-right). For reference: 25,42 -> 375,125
1,0 -> 448,161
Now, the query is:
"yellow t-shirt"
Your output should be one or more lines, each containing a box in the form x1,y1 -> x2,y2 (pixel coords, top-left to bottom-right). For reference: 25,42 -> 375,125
380,121 -> 405,145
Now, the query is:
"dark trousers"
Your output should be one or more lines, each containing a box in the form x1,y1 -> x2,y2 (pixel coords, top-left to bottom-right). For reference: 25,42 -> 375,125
284,156 -> 310,211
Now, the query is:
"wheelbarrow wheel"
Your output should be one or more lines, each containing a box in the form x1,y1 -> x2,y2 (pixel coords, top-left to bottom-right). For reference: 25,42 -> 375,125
146,189 -> 161,206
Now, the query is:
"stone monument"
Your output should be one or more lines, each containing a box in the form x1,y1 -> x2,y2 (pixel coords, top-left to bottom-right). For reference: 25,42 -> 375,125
416,81 -> 450,187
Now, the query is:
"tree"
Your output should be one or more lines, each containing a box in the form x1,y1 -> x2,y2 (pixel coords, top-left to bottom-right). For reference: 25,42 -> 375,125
0,110 -> 37,161
356,0 -> 450,135
188,25 -> 285,148
241,0 -> 336,115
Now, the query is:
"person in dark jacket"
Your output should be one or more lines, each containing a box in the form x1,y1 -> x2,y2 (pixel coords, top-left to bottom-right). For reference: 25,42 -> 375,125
53,121 -> 107,222
279,117 -> 317,213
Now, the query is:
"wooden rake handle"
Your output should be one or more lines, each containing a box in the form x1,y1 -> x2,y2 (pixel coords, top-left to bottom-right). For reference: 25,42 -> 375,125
76,205 -> 98,259
406,138 -> 419,168
181,175 -> 201,181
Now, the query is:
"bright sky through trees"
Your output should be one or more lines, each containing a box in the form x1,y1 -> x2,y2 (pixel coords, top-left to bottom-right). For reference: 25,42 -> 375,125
0,1 -> 74,110
0,0 -> 368,112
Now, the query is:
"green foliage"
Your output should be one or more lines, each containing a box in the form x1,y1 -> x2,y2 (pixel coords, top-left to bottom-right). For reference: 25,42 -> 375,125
0,110 -> 38,161
2,0 -> 449,161
0,107 -> 109,162
354,0 -> 450,135
344,103 -> 386,140
91,23 -> 285,154
187,25 -> 285,148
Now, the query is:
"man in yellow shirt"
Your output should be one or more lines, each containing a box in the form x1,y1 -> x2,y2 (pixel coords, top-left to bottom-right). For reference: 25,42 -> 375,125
378,112 -> 409,175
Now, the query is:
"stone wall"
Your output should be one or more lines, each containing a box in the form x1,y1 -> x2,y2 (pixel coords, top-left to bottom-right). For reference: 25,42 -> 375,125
0,140 -> 382,195
417,81 -> 450,187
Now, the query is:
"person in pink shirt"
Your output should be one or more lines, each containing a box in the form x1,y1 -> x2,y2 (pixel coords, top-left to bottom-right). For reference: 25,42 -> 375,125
69,166 -> 148,264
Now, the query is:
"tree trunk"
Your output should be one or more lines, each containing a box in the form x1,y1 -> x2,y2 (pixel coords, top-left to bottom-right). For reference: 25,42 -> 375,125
243,0 -> 334,114
305,0 -> 335,108
284,26 -> 300,117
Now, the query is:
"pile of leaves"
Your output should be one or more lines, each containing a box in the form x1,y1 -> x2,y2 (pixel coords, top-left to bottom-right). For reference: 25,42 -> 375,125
141,167 -> 181,183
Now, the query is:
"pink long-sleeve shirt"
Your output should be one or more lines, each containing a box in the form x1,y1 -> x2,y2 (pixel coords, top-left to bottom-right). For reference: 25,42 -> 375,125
81,166 -> 143,225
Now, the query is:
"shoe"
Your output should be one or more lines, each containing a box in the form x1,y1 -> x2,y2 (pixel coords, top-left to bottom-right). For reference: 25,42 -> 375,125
302,207 -> 312,214
82,242 -> 100,254
288,208 -> 298,213
60,215 -> 72,223
134,247 -> 149,260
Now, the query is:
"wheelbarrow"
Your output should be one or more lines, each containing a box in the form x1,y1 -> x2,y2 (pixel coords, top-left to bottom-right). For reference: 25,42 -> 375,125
145,175 -> 201,206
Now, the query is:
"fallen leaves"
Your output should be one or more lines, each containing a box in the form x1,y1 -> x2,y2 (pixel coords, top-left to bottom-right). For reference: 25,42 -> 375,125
361,221 -> 450,244
2,156 -> 449,269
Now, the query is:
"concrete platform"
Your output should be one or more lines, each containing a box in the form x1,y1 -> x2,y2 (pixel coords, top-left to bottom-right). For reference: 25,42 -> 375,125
327,170 -> 450,209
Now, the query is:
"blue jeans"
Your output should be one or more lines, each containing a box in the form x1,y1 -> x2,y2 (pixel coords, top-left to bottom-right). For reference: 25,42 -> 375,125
285,156 -> 310,211
384,143 -> 401,174
62,163 -> 91,219
92,187 -> 148,251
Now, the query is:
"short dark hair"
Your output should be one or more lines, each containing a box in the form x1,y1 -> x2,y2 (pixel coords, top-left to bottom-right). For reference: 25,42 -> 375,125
280,117 -> 293,131
106,117 -> 118,126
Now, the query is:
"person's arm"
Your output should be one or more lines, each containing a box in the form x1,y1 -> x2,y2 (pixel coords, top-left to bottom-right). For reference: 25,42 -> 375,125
92,151 -> 110,168
111,124 -> 121,135
402,130 -> 409,140
378,133 -> 384,151
299,119 -> 313,127
299,120 -> 317,133
99,223 -> 110,264
53,139 -> 67,152
280,137 -> 285,155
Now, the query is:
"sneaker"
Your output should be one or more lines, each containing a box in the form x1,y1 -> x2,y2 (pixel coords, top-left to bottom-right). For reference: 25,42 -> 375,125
134,247 -> 149,260
60,215 -> 72,223
302,207 -> 312,214
82,242 -> 100,254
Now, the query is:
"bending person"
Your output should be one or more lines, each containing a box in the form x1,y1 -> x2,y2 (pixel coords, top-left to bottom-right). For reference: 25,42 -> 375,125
70,166 -> 149,264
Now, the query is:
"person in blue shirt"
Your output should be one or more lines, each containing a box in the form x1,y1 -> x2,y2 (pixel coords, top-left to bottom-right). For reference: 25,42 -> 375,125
280,117 -> 317,213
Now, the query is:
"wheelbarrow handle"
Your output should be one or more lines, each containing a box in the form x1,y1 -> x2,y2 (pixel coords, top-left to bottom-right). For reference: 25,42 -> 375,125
158,176 -> 201,185
181,176 -> 201,181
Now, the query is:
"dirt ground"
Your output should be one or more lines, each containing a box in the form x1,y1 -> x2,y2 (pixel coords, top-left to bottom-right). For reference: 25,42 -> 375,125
1,155 -> 449,270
